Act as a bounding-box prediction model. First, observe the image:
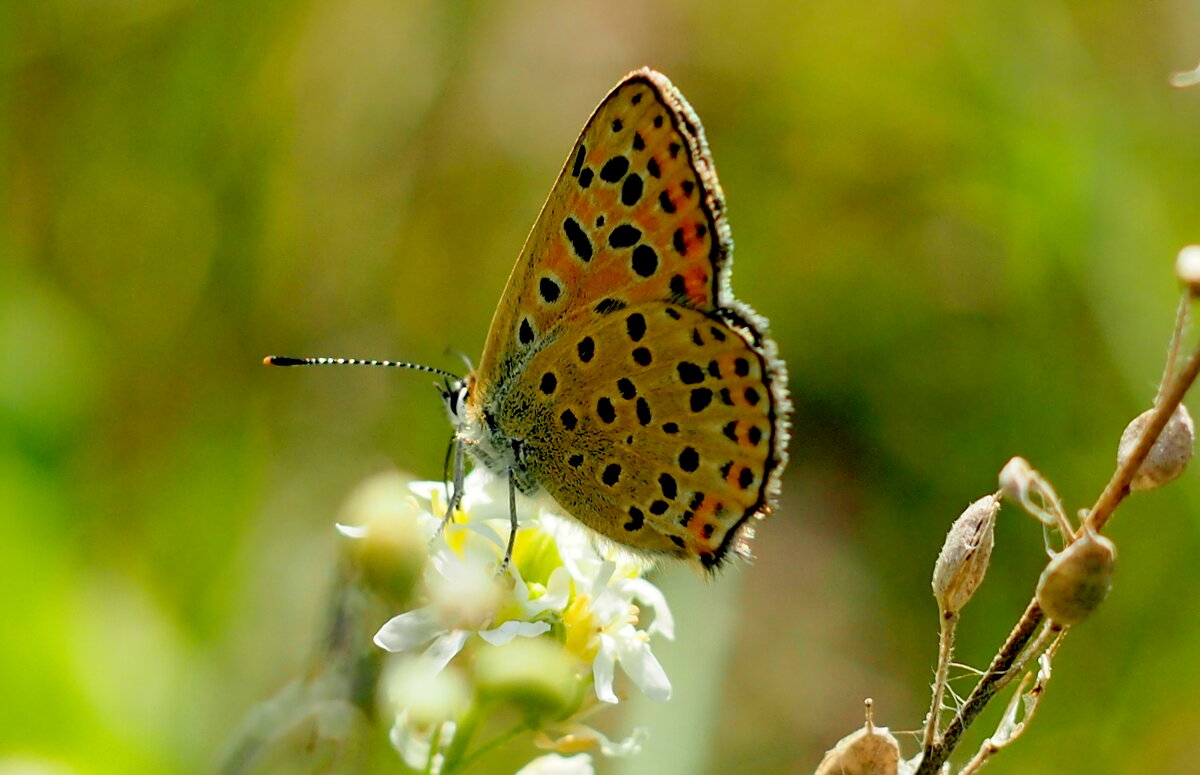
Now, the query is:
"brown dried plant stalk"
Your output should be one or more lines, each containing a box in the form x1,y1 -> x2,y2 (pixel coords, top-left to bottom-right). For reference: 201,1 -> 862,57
912,277 -> 1200,774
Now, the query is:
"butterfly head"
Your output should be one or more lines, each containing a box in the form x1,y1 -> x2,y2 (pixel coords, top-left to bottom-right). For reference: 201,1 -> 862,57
439,374 -> 472,426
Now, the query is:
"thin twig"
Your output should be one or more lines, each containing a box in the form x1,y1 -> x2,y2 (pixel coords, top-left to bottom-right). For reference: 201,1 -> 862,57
922,612 -> 958,748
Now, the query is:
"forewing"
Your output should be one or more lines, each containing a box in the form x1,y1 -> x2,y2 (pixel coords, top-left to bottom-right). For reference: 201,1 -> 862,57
475,68 -> 732,384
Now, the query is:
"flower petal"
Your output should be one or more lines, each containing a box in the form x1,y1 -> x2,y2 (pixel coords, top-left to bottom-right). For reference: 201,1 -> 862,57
515,753 -> 595,775
374,607 -> 442,652
478,620 -> 551,645
388,710 -> 455,771
334,522 -> 368,539
532,567 -> 572,613
423,630 -> 470,674
626,578 -> 674,639
615,634 -> 672,701
592,636 -> 618,704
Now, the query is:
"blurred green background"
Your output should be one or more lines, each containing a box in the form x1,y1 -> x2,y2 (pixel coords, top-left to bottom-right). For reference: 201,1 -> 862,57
5,1 -> 1200,773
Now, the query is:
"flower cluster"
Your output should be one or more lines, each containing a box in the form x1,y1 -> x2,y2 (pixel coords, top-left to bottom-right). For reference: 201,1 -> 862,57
340,468 -> 674,775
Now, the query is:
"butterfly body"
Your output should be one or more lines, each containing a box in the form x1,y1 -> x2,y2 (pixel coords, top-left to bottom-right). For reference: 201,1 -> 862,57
454,68 -> 791,570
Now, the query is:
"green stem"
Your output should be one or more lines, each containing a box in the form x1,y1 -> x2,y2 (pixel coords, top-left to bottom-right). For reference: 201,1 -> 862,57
455,720 -> 533,773
422,723 -> 445,775
440,705 -> 481,775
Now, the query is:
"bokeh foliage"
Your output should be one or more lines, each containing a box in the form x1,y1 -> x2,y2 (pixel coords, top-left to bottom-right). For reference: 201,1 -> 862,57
4,1 -> 1200,773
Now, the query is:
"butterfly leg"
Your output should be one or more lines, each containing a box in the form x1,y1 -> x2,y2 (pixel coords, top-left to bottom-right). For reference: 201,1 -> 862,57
434,436 -> 465,542
499,471 -> 518,575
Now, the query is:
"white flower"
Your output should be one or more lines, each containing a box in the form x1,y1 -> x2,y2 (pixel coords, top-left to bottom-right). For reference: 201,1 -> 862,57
536,723 -> 648,758
516,753 -> 595,775
357,468 -> 674,769
373,471 -> 672,705
388,711 -> 454,773
538,512 -> 674,703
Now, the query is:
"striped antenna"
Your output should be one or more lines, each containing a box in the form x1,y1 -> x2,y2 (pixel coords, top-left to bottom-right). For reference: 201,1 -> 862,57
263,355 -> 461,381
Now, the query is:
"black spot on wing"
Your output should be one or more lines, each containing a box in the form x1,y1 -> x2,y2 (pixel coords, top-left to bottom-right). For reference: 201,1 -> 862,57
577,337 -> 595,363
636,397 -> 651,426
609,224 -> 642,248
594,298 -> 627,315
563,217 -> 592,261
539,277 -> 561,303
625,313 -> 647,341
600,156 -> 630,183
621,174 -> 643,206
631,245 -> 658,277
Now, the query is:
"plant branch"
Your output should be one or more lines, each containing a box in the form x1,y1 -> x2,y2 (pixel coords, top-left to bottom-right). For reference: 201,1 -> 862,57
915,326 -> 1200,774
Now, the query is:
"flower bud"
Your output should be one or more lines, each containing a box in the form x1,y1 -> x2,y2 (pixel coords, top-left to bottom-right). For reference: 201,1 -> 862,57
386,657 -> 470,726
998,457 -> 1065,528
932,494 -> 1000,616
1177,245 -> 1200,288
338,472 -> 428,606
1118,404 -> 1194,491
998,457 -> 1034,504
1036,530 -> 1116,625
814,702 -> 899,775
475,637 -> 584,721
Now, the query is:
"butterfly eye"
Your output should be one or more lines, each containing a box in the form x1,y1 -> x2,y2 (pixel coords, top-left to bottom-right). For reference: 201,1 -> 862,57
441,381 -> 469,422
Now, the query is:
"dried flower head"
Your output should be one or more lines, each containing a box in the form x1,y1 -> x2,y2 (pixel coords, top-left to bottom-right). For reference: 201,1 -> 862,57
1176,245 -> 1200,290
1036,529 -> 1116,626
1118,404 -> 1194,492
814,699 -> 899,775
932,494 -> 1000,617
998,457 -> 1068,530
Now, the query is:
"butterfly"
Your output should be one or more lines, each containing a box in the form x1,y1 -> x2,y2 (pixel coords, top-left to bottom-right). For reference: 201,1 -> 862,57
267,67 -> 790,571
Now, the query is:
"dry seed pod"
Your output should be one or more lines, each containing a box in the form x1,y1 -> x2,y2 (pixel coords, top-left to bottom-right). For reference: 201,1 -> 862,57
1036,530 -> 1116,625
814,701 -> 899,775
1118,404 -> 1194,491
932,494 -> 1000,616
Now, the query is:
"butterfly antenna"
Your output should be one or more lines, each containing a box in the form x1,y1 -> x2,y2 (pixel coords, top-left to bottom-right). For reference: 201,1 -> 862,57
263,355 -> 462,382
